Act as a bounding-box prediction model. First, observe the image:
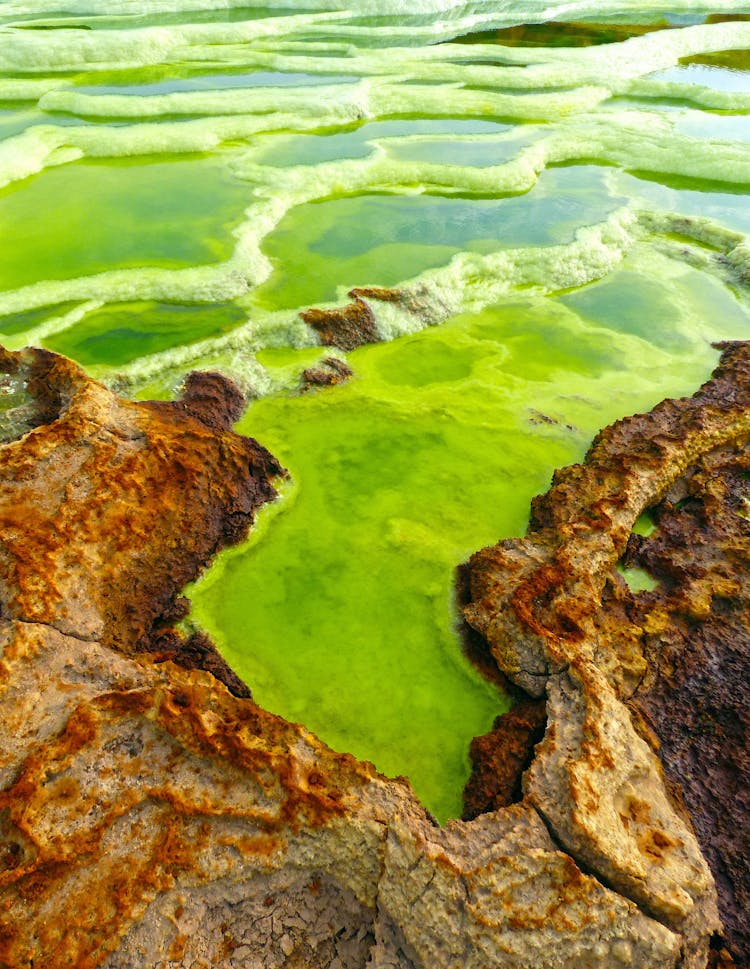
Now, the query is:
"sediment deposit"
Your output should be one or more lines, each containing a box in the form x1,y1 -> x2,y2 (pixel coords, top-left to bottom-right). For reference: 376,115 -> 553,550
1,345 -> 747,967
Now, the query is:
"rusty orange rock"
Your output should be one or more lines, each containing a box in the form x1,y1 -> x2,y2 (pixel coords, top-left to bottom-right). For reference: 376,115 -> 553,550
465,341 -> 750,967
2,344 -> 746,968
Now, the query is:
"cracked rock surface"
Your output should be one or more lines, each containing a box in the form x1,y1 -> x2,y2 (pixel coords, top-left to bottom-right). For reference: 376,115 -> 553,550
0,345 -> 746,967
466,341 -> 750,967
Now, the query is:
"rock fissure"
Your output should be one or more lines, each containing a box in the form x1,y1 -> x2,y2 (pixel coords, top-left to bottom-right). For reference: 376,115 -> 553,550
13,616 -> 99,645
528,791 -> 659,923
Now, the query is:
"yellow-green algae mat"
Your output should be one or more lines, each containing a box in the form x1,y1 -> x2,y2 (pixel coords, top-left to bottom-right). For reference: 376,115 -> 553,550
190,273 -> 747,822
2,0 -> 750,820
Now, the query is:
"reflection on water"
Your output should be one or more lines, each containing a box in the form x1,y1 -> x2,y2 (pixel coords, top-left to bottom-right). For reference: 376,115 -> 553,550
257,118 -> 513,167
651,63 -> 750,92
75,71 -> 360,97
253,166 -> 626,311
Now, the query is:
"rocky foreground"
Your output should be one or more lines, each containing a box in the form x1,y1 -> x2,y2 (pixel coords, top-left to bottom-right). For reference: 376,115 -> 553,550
0,345 -> 747,968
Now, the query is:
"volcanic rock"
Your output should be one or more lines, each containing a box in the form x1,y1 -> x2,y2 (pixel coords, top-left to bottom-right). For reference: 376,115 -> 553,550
465,341 -> 750,966
300,294 -> 380,351
1,344 -> 747,967
300,286 -> 441,352
462,699 -> 546,821
625,447 -> 750,965
301,355 -> 354,391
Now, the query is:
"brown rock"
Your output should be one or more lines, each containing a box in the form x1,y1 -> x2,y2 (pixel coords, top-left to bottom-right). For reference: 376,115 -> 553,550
465,342 -> 750,966
300,295 -> 380,351
301,356 -> 354,391
300,285 -> 441,352
0,347 -> 283,654
0,346 -> 690,968
626,446 -> 750,966
462,699 -> 546,820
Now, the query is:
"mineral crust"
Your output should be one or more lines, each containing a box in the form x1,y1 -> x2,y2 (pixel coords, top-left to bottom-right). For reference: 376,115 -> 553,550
0,344 -> 747,968
300,286 -> 447,351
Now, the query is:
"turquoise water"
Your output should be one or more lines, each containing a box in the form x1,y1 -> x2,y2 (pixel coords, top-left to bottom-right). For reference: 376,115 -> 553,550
1,0 -> 750,820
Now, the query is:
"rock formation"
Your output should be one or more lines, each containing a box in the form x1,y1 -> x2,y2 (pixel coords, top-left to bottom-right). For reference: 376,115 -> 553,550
1,343 -> 747,967
465,341 -> 750,967
624,429 -> 750,966
300,286 -> 441,351
301,356 -> 354,391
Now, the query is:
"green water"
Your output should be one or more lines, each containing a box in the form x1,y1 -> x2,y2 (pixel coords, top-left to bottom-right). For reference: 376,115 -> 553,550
253,166 -> 626,311
0,154 -> 251,293
194,275 -> 748,820
2,0 -> 750,820
256,119 -> 513,168
45,300 -> 247,365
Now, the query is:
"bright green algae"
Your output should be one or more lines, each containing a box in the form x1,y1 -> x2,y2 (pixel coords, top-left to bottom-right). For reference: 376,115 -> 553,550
44,300 -> 247,366
191,280 -> 746,822
0,153 -> 251,292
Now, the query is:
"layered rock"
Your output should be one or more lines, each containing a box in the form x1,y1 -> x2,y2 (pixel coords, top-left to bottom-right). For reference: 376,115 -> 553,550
300,286 -> 445,351
625,442 -> 750,966
465,341 -> 750,967
1,344 -> 747,967
301,356 -> 354,391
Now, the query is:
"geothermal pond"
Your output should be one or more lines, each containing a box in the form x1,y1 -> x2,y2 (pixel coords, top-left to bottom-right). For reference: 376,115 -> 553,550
2,0 -> 750,821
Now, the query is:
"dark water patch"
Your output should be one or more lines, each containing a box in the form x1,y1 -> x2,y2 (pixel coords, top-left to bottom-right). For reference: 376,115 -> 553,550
44,301 -> 247,367
0,301 -> 82,336
681,50 -> 750,73
448,20 -> 670,49
74,70 -> 360,97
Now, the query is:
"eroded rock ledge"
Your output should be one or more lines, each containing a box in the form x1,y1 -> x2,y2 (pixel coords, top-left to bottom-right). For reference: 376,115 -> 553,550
466,341 -> 750,968
0,345 -> 747,968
